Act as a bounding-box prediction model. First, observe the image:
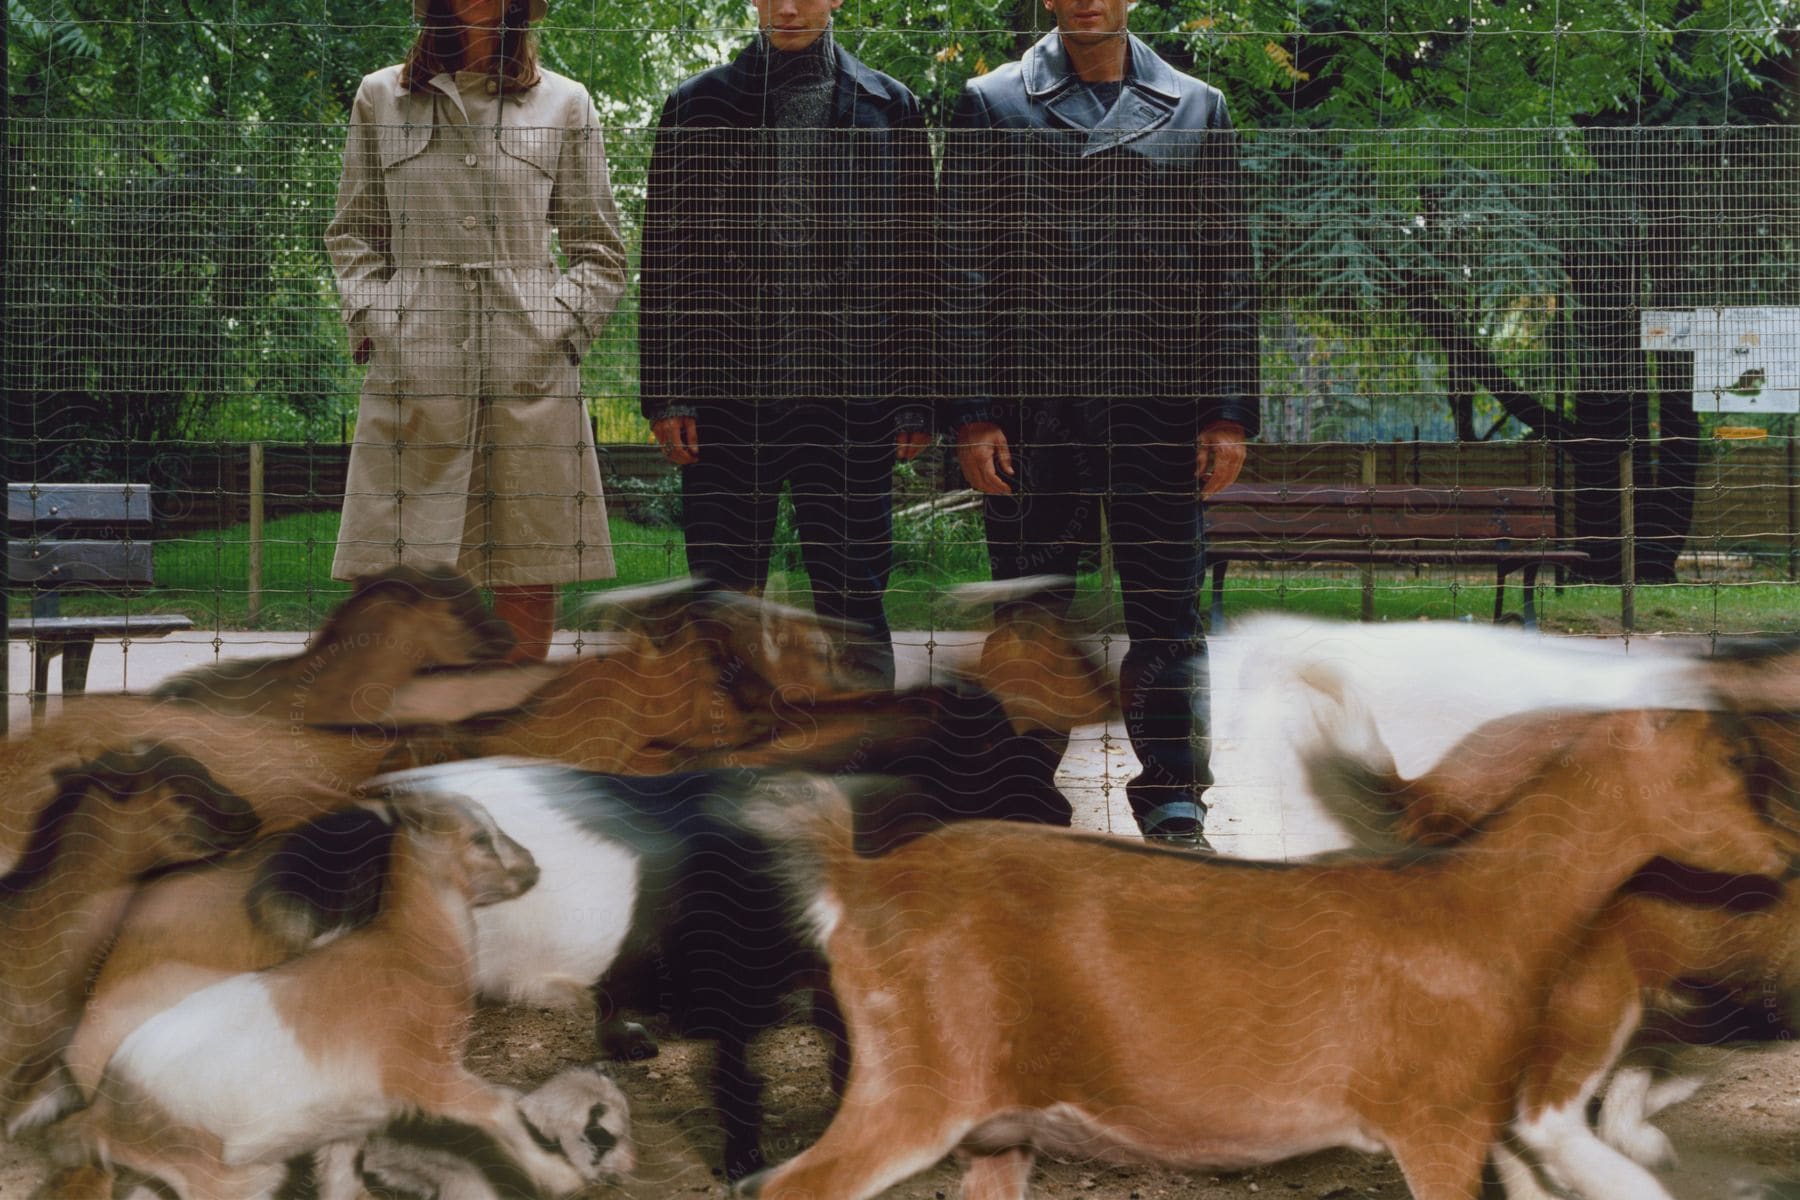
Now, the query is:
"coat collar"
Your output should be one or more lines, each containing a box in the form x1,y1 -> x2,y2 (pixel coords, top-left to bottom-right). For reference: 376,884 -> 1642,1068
725,34 -> 895,107
1021,31 -> 1181,154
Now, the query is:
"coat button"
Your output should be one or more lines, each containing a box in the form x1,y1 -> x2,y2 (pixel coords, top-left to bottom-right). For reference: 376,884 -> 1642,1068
463,278 -> 478,292
462,214 -> 478,229
486,79 -> 499,94
464,153 -> 478,167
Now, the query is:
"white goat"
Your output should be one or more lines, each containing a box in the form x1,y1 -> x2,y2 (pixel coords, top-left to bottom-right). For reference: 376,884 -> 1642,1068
1220,614 -> 1731,858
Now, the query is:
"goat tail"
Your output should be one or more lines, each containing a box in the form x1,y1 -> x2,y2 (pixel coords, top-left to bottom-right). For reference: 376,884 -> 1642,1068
739,772 -> 868,951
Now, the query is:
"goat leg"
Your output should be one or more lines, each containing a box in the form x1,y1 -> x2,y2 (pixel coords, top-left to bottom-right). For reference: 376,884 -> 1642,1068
592,984 -> 658,1061
713,1027 -> 768,1181
1488,1136 -> 1562,1200
1385,1121 -> 1495,1200
28,1165 -> 112,1200
959,1147 -> 1035,1200
811,986 -> 851,1098
1594,1062 -> 1682,1169
1512,1095 -> 1680,1200
734,1084 -> 971,1200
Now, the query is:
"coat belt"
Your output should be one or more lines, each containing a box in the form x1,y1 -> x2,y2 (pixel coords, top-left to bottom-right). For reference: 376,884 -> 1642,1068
410,259 -> 556,270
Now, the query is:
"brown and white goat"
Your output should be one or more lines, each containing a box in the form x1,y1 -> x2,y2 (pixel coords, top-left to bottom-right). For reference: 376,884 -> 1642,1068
44,791 -> 581,1200
0,746 -> 258,1128
151,565 -> 514,725
1324,706 -> 1800,1183
734,710 -> 1789,1200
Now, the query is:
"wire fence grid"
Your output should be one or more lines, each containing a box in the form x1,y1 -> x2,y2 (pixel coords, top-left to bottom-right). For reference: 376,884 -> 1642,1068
3,6 -> 1798,660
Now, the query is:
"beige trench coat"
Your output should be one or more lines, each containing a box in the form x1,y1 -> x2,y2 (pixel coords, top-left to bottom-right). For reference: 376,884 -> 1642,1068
327,65 -> 627,585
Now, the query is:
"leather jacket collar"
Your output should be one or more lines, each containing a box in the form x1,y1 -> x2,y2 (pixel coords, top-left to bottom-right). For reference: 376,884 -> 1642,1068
1020,31 -> 1181,150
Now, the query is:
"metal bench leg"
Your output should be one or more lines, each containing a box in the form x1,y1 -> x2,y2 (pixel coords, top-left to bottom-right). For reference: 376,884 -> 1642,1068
1209,561 -> 1230,632
30,643 -> 62,723
1521,564 -> 1541,632
61,638 -> 97,696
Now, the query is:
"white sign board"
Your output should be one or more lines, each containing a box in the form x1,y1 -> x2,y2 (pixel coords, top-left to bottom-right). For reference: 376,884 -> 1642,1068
1640,307 -> 1800,413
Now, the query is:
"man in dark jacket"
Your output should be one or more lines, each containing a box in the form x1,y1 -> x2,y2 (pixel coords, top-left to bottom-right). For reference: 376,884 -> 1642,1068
946,0 -> 1259,847
641,0 -> 934,687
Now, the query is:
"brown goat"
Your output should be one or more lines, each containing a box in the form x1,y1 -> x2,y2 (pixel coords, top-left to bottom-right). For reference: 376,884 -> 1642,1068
1,698 -> 395,876
0,746 -> 258,1129
1334,707 -> 1800,1183
151,566 -> 514,725
44,791 -> 571,1200
734,710 -> 1788,1200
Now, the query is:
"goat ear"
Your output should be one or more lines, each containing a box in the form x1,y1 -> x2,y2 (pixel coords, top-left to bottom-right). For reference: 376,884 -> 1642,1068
48,740 -> 163,804
578,577 -> 707,633
246,805 -> 396,949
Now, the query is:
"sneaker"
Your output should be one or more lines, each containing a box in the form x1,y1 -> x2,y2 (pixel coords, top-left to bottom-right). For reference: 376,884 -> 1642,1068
1137,799 -> 1213,852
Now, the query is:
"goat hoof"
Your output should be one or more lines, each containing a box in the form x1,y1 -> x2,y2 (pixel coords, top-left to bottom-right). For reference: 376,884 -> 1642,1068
724,1146 -> 768,1184
733,1168 -> 771,1198
600,1021 -> 659,1061
31,1166 -> 112,1200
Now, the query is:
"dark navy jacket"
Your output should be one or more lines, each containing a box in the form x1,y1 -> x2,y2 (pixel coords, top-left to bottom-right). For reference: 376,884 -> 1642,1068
944,32 -> 1260,440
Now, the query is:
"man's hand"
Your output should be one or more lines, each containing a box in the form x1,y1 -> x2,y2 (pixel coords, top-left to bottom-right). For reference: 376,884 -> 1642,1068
896,431 -> 932,463
956,422 -> 1014,495
1196,421 -> 1247,497
653,416 -> 700,466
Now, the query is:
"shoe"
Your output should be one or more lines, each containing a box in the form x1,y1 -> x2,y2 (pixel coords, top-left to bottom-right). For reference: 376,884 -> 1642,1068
1137,799 -> 1213,852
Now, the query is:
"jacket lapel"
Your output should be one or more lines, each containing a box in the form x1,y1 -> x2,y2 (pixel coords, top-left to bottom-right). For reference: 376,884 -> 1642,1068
1083,85 -> 1173,156
1023,32 -> 1182,155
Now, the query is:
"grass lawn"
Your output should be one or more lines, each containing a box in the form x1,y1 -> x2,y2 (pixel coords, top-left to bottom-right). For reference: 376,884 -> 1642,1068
9,508 -> 1798,638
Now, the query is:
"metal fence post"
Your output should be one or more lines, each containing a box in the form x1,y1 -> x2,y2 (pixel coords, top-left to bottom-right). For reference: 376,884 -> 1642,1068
248,442 -> 265,625
1620,446 -> 1636,632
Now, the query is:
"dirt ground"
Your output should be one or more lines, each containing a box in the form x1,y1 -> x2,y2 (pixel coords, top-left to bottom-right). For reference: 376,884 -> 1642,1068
7,1001 -> 1791,1199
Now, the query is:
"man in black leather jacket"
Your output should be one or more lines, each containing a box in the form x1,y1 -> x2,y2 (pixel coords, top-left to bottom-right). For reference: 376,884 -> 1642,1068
641,0 -> 935,686
946,0 -> 1259,847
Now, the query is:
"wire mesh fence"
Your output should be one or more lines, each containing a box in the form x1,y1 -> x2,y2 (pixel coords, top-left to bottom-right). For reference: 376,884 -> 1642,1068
4,3 -> 1798,687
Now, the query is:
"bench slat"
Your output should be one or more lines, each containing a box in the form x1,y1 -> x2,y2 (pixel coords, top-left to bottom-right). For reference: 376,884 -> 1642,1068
6,541 -> 156,588
1208,547 -> 1591,567
7,482 -> 153,527
1207,514 -> 1559,540
7,614 -> 194,643
1210,484 -> 1555,510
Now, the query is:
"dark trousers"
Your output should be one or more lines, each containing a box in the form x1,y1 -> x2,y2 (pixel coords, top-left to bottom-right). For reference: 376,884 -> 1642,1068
681,403 -> 898,687
982,407 -> 1211,825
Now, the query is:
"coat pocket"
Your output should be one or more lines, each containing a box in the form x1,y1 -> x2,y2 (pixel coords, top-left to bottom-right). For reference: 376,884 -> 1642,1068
498,125 -> 561,179
376,122 -> 433,170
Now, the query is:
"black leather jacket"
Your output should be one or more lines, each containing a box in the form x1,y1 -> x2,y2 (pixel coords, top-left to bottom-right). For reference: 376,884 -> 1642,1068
640,38 -> 935,432
944,32 -> 1260,439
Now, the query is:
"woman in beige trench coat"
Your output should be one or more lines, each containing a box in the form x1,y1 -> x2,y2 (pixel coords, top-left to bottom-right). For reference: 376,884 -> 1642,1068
327,0 -> 628,659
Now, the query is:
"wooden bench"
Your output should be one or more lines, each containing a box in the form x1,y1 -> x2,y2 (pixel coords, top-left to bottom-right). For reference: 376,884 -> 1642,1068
1203,484 -> 1590,631
6,482 -> 193,722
